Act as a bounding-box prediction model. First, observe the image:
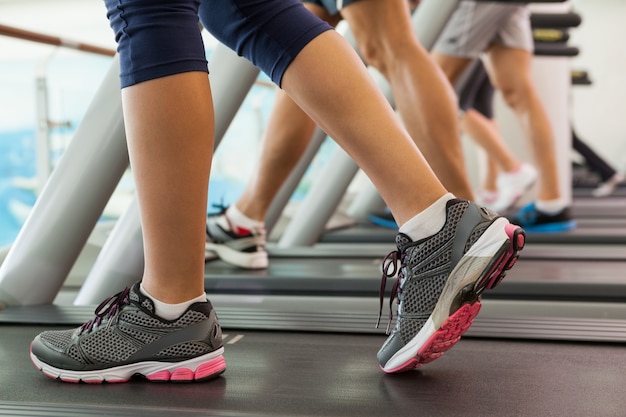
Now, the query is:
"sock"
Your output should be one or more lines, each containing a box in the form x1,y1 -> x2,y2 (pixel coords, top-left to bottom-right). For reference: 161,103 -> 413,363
140,283 -> 207,320
535,198 -> 567,215
220,205 -> 265,235
398,193 -> 455,241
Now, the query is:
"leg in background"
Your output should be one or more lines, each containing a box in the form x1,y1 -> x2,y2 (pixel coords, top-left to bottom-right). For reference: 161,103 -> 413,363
487,45 -> 574,231
461,109 -> 519,174
486,45 -> 560,203
342,0 -> 474,200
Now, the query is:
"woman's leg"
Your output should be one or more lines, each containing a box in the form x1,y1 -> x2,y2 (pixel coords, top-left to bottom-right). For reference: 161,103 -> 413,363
30,0 -> 226,383
122,72 -> 214,303
280,30 -> 447,225
487,46 -> 560,202
461,109 -> 519,173
276,30 -> 525,373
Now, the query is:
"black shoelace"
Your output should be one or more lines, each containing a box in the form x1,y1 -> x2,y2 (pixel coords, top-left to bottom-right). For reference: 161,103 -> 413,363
377,249 -> 406,335
79,287 -> 131,335
209,200 -> 229,217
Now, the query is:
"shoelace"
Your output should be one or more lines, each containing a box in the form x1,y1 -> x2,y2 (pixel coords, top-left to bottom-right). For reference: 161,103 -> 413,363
377,249 -> 406,335
79,287 -> 131,335
209,201 -> 228,216
206,201 -> 228,235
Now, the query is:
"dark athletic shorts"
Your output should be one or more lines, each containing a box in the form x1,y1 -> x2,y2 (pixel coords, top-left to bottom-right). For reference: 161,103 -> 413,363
458,60 -> 494,119
104,0 -> 333,88
302,0 -> 360,16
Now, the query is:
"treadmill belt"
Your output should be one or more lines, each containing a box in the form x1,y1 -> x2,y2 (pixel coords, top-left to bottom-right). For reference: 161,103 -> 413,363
2,324 -> 626,417
320,195 -> 626,245
201,255 -> 626,301
320,221 -> 626,244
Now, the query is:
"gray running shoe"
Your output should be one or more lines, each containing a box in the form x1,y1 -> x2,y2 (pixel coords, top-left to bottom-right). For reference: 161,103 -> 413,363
30,283 -> 226,383
205,209 -> 268,269
377,199 -> 525,373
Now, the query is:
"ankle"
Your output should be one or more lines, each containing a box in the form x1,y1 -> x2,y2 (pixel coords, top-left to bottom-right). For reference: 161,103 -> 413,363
535,198 -> 568,214
399,193 -> 455,241
140,283 -> 206,320
226,205 -> 265,234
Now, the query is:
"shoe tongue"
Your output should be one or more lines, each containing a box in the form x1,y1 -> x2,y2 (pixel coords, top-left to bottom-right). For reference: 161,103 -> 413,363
395,233 -> 413,251
130,282 -> 155,313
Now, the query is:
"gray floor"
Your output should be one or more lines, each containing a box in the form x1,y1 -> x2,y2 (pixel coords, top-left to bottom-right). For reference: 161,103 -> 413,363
2,325 -> 626,417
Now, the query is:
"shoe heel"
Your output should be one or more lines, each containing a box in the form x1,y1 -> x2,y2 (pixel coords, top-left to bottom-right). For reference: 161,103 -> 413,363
477,224 -> 526,291
146,355 -> 226,382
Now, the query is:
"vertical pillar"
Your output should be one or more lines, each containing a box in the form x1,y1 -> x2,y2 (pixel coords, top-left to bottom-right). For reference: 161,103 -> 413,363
0,56 -> 128,306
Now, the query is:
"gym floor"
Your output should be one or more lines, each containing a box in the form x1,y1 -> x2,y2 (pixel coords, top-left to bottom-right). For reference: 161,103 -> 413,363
2,325 -> 626,417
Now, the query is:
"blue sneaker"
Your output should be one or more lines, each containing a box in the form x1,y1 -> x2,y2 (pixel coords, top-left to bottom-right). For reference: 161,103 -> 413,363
30,283 -> 226,383
377,199 -> 525,373
368,209 -> 398,229
508,202 -> 576,233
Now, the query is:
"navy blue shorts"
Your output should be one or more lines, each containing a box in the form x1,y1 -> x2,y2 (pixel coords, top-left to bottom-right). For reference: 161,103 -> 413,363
104,0 -> 332,88
303,0 -> 360,16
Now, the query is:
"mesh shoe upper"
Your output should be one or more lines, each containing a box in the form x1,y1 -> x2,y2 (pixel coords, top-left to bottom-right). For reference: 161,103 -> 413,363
31,283 -> 224,377
377,199 -> 524,372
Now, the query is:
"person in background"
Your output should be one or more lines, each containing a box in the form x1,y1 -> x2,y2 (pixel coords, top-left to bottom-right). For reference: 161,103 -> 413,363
431,1 -> 575,233
456,60 -> 537,213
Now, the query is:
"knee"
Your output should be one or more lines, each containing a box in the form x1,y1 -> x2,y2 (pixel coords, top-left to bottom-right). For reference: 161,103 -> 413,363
358,36 -> 416,77
358,39 -> 389,74
499,83 -> 531,112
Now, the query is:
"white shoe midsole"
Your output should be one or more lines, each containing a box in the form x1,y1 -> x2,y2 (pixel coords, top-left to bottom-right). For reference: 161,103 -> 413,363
31,347 -> 225,381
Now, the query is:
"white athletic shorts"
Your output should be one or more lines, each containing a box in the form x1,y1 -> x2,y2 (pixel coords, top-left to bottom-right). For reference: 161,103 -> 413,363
432,1 -> 533,58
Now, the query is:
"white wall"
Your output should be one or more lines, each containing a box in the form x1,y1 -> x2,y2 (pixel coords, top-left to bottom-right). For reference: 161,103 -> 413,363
466,0 -> 626,195
569,0 -> 626,171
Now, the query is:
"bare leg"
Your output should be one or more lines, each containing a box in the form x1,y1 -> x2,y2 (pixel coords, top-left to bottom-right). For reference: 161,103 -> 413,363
483,156 -> 500,193
122,72 -> 214,303
486,45 -> 560,201
432,52 -> 474,86
281,30 -> 447,225
461,109 -> 519,173
235,88 -> 317,221
342,0 -> 474,200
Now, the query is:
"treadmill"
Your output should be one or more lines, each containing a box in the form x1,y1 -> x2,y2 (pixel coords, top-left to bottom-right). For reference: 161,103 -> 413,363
2,1 -> 625,416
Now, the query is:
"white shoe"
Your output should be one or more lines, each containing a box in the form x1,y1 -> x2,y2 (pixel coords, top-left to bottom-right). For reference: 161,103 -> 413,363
592,173 -> 625,197
475,189 -> 499,211
492,163 -> 538,213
